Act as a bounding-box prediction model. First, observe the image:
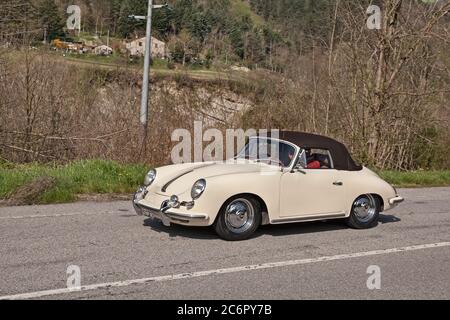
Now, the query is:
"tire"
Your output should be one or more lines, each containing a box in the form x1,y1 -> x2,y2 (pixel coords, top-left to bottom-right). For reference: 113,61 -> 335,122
346,194 -> 380,229
214,196 -> 262,241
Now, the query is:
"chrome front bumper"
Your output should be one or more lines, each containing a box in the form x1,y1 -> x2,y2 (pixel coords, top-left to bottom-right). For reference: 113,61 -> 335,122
133,187 -> 208,226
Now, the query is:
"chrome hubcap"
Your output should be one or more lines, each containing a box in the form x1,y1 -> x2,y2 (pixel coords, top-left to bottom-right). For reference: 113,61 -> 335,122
353,194 -> 376,222
225,199 -> 255,233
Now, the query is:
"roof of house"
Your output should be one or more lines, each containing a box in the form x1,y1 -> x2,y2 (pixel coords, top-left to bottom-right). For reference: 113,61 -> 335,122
127,37 -> 165,44
95,45 -> 112,49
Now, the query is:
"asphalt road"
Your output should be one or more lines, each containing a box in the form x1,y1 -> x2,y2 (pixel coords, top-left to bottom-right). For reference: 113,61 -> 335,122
0,188 -> 449,300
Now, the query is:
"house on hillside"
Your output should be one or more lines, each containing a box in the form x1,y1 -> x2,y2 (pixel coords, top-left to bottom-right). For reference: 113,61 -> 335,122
52,39 -> 69,50
94,45 -> 113,56
125,37 -> 167,58
67,42 -> 84,53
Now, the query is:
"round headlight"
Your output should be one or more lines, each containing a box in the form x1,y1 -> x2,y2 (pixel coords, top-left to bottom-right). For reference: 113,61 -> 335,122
144,169 -> 156,186
191,179 -> 206,200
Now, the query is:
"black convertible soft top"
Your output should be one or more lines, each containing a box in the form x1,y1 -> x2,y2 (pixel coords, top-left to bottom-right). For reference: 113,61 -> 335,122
277,131 -> 362,171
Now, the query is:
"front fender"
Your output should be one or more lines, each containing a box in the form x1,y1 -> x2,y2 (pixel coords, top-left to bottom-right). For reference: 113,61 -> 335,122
346,167 -> 398,212
191,171 -> 283,225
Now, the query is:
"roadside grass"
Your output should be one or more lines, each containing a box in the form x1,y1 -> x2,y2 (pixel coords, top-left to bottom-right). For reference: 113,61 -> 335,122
0,160 -> 148,204
0,160 -> 448,205
377,170 -> 450,188
64,52 -> 124,65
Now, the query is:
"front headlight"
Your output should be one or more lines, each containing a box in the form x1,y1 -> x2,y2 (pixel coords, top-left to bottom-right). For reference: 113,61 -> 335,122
144,169 -> 156,186
191,179 -> 206,200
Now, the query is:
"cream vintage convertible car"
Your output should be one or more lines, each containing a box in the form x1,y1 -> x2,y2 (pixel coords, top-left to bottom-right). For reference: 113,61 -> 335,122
133,132 -> 404,241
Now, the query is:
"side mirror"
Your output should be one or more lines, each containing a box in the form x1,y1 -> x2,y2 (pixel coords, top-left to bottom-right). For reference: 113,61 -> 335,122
290,162 -> 306,174
292,167 -> 307,174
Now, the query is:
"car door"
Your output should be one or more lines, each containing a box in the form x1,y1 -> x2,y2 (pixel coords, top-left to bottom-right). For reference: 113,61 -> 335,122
279,168 -> 347,218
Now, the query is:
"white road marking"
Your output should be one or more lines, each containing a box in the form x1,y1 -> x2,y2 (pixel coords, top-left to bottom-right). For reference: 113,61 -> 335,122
1,241 -> 449,300
0,211 -> 119,220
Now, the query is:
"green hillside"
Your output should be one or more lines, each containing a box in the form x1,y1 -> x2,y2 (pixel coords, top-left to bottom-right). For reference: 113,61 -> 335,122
230,0 -> 265,26
1,0 -> 332,70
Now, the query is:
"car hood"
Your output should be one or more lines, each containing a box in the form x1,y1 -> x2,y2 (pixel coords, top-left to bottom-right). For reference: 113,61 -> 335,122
151,160 -> 275,195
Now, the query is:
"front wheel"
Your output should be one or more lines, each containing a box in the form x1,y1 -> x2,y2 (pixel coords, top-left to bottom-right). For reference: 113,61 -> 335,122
346,194 -> 380,229
214,196 -> 261,241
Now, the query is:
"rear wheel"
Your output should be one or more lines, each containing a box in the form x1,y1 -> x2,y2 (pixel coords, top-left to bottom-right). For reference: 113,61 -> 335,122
346,194 -> 380,229
214,196 -> 261,241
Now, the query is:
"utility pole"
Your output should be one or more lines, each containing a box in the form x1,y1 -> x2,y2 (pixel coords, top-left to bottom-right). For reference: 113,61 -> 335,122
43,25 -> 47,44
129,1 -> 168,158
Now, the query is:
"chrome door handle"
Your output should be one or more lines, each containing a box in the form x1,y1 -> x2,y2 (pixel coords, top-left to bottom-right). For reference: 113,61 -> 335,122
333,181 -> 343,186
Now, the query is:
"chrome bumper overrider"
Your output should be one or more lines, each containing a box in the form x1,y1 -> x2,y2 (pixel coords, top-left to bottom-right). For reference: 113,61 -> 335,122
133,187 -> 208,226
389,196 -> 404,206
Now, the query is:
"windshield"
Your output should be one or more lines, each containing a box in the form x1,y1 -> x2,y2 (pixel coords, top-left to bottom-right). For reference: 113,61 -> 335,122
236,137 -> 297,168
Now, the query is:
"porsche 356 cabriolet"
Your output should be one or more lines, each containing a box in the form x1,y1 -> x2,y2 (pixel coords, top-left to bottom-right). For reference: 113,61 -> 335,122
133,131 -> 404,241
